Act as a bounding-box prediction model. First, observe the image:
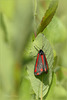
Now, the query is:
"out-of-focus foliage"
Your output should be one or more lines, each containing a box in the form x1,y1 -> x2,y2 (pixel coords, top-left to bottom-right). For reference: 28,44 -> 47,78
45,73 -> 56,100
0,0 -> 67,100
44,16 -> 66,44
0,0 -> 33,100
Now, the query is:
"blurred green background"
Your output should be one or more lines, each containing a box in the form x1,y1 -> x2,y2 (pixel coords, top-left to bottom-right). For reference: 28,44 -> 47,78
0,0 -> 67,100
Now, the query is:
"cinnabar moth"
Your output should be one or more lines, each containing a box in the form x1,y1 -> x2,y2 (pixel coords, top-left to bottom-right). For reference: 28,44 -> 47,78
34,46 -> 48,76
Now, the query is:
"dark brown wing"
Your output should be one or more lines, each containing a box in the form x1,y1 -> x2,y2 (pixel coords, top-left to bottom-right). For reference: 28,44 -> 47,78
34,54 -> 44,76
43,54 -> 48,72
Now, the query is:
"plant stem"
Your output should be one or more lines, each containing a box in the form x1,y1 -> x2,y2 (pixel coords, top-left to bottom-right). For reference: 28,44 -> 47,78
41,75 -> 43,100
34,0 -> 37,16
34,0 -> 37,37
34,32 -> 37,37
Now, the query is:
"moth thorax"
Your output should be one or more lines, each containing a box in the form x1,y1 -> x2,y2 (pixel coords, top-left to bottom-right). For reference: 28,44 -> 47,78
39,50 -> 44,55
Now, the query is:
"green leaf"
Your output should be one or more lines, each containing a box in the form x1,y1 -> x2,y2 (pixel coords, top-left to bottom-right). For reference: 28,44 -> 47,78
45,73 -> 67,100
37,0 -> 58,34
45,73 -> 56,100
19,78 -> 31,100
0,29 -> 14,98
52,85 -> 67,100
2,0 -> 33,61
45,85 -> 67,100
0,13 -> 8,42
61,67 -> 67,90
44,16 -> 67,44
56,67 -> 64,81
27,33 -> 54,98
0,0 -> 15,19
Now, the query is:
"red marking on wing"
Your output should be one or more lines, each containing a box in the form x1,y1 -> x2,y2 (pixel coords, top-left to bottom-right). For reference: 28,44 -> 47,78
45,68 -> 46,72
37,73 -> 39,75
40,68 -> 43,72
34,53 -> 39,72
34,69 -> 37,72
45,55 -> 48,69
41,55 -> 44,65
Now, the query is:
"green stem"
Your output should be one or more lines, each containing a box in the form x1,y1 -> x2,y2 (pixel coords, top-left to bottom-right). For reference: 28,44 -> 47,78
34,0 -> 37,16
34,0 -> 37,37
0,13 -> 8,42
41,75 -> 43,100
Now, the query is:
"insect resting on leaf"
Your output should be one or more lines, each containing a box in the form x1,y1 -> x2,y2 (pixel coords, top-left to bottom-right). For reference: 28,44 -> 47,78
34,46 -> 48,76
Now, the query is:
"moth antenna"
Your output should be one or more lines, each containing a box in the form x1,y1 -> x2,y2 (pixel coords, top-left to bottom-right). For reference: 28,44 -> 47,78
42,45 -> 44,49
35,44 -> 41,49
34,46 -> 39,51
